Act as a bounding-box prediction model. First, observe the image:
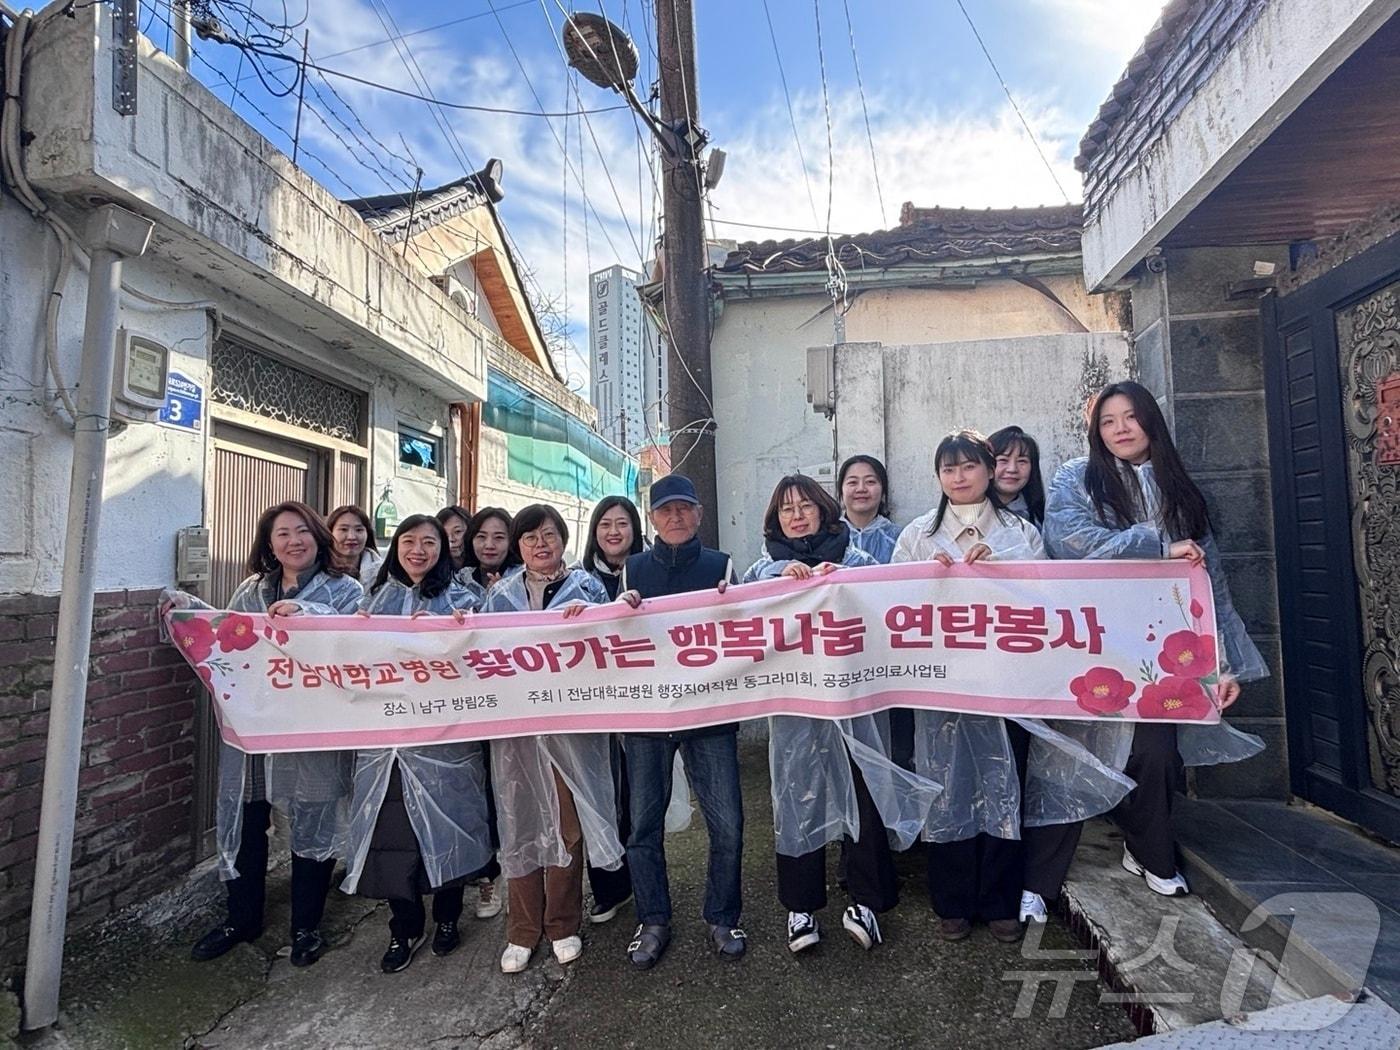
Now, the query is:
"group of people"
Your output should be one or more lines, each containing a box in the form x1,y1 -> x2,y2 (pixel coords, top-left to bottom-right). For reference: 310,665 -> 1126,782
160,380 -> 1267,978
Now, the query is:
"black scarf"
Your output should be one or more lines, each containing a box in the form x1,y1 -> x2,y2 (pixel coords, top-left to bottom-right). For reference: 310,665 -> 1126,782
764,524 -> 850,567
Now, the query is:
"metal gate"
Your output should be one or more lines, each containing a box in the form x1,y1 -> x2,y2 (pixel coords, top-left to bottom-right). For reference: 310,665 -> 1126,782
1264,233 -> 1400,842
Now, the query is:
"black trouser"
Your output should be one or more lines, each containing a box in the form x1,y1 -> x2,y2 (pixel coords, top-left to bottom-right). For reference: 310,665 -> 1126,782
926,720 -> 1030,922
776,758 -> 898,914
387,885 -> 465,942
586,737 -> 633,910
888,709 -> 916,773
475,742 -> 502,883
226,800 -> 337,936
1023,721 -> 1183,897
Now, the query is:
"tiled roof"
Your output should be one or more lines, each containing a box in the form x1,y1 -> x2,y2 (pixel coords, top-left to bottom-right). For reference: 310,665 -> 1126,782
1074,0 -> 1267,214
342,162 -> 505,240
716,203 -> 1083,275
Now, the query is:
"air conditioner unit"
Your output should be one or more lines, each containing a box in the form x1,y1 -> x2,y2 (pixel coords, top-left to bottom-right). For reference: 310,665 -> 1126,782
430,273 -> 477,316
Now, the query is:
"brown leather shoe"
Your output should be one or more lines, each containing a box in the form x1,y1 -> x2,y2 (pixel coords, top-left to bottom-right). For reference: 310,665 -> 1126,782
938,918 -> 972,941
988,919 -> 1024,943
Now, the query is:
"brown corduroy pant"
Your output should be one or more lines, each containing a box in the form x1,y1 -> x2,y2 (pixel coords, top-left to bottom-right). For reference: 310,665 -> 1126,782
505,770 -> 584,946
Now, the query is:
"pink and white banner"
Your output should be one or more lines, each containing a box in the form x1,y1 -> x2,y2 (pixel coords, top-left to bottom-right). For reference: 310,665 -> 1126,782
165,561 -> 1225,753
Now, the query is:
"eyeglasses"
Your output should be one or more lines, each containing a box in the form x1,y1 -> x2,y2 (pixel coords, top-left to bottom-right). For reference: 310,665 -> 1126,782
519,529 -> 561,548
777,501 -> 817,518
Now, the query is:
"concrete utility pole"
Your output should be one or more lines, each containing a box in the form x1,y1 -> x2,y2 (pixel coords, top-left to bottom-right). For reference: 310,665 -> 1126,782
24,204 -> 154,1030
652,0 -> 718,546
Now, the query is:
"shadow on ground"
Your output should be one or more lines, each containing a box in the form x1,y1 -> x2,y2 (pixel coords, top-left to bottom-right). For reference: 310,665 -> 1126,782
18,744 -> 1136,1049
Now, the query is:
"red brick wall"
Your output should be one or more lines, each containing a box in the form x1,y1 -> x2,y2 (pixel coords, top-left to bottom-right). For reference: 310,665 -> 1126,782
0,588 -> 201,977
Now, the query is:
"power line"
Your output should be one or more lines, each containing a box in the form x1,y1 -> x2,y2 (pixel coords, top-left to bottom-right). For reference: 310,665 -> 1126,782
811,0 -> 835,239
318,0 -> 536,61
842,0 -> 887,228
953,0 -> 1072,205
761,0 -> 819,228
230,39 -> 631,117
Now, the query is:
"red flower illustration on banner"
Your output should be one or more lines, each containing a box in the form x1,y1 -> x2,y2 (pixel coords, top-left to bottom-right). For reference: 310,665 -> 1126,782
171,617 -> 215,664
1189,598 -> 1205,621
1138,676 -> 1213,720
196,665 -> 213,690
215,613 -> 259,653
1157,630 -> 1216,678
1070,667 -> 1135,715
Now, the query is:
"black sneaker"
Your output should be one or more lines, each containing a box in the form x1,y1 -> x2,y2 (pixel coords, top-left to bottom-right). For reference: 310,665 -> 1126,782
589,893 -> 632,925
786,911 -> 820,953
431,921 -> 460,957
190,923 -> 259,962
381,933 -> 425,973
290,928 -> 325,967
841,905 -> 882,950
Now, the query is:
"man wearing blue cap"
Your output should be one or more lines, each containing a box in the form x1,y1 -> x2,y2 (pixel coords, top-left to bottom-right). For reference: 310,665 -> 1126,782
616,474 -> 745,968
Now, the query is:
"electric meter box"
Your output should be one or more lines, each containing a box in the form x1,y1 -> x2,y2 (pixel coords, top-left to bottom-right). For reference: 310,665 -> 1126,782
113,329 -> 170,422
175,526 -> 211,585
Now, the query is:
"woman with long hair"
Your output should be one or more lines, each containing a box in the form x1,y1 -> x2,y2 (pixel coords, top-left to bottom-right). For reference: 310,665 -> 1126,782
744,475 -> 941,955
483,504 -> 625,973
161,501 -> 362,967
344,514 -> 494,973
579,495 -> 646,600
574,496 -> 646,925
436,505 -> 473,576
1041,381 -> 1266,899
892,431 -> 1133,943
453,506 -> 520,603
987,426 -> 1046,527
326,504 -> 382,586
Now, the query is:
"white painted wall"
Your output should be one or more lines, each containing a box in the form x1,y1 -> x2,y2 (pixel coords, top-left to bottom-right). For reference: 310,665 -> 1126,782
1080,0 -> 1400,288
711,280 -> 1129,566
473,426 -> 598,562
832,333 -> 1133,533
0,203 -> 452,597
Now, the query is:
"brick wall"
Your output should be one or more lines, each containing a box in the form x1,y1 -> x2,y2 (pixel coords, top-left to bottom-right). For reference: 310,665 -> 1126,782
0,588 -> 201,977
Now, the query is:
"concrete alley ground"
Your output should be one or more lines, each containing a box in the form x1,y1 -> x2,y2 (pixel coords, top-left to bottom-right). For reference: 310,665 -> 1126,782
9,744 -> 1137,1050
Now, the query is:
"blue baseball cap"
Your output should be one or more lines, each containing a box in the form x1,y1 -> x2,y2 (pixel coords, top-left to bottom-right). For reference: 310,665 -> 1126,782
650,474 -> 700,510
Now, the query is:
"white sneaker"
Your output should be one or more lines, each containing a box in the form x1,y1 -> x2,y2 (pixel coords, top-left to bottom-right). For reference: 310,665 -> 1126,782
551,935 -> 583,965
841,904 -> 882,950
474,877 -> 503,919
787,911 -> 820,953
499,942 -> 533,973
1121,846 -> 1189,896
1019,890 -> 1048,923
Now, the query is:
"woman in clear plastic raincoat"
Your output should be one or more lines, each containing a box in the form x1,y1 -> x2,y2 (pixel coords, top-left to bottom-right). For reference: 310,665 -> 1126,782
892,431 -> 1136,943
743,474 -> 944,954
482,504 -> 625,974
442,505 -> 519,605
344,514 -> 495,974
161,500 -> 362,968
327,504 -> 383,586
1042,381 -> 1267,899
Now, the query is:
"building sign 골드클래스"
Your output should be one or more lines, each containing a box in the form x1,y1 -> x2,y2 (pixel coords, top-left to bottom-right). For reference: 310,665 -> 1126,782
159,371 -> 204,432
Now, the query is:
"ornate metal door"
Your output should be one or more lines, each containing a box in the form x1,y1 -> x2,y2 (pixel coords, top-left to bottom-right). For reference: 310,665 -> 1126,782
1337,286 -> 1400,802
1266,234 -> 1400,841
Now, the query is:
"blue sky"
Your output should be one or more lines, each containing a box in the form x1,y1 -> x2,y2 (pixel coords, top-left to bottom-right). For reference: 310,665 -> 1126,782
156,0 -> 1167,385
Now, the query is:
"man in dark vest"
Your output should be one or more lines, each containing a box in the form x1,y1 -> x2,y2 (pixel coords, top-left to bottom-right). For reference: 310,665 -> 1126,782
617,474 -> 745,969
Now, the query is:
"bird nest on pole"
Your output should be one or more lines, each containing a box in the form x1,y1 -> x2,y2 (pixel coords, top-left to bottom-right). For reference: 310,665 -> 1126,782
562,11 -> 639,92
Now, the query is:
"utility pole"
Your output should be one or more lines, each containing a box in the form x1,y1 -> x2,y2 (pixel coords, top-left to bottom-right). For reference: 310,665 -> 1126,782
652,0 -> 718,546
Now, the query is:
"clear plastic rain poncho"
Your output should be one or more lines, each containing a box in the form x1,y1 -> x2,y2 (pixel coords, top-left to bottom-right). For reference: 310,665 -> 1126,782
892,508 -> 1137,843
744,542 -> 945,856
1044,457 -> 1267,769
170,569 -> 363,880
483,567 -> 626,879
842,514 -> 902,565
339,578 -> 494,895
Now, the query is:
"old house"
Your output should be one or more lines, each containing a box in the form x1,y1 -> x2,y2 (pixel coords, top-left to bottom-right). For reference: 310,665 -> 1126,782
710,204 -> 1130,564
1076,0 -> 1400,1005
